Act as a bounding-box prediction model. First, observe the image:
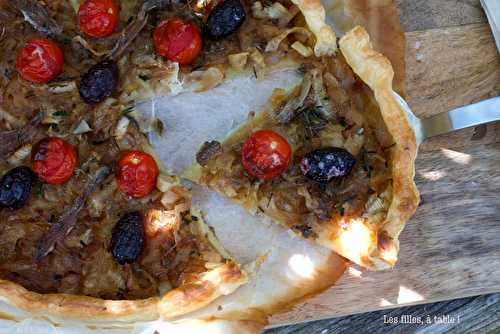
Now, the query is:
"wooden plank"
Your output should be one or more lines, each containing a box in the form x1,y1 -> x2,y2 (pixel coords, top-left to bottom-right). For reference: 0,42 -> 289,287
405,24 -> 499,119
396,0 -> 487,32
269,23 -> 500,326
270,142 -> 500,325
407,23 -> 500,153
266,293 -> 500,333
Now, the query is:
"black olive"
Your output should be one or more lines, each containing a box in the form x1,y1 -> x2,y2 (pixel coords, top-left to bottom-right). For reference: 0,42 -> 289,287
79,59 -> 119,104
111,211 -> 145,265
206,0 -> 246,40
0,166 -> 35,210
300,147 -> 356,183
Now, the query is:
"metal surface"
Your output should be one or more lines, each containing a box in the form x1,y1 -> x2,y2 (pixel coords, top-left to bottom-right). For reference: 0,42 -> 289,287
394,93 -> 500,145
481,0 -> 500,51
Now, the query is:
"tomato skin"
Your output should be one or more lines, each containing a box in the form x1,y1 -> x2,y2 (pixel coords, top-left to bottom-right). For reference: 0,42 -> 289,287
241,130 -> 292,180
32,137 -> 78,184
16,38 -> 64,84
153,17 -> 202,65
78,0 -> 119,38
117,150 -> 159,198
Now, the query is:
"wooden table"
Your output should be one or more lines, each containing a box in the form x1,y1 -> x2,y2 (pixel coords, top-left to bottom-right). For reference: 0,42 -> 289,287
267,0 -> 500,332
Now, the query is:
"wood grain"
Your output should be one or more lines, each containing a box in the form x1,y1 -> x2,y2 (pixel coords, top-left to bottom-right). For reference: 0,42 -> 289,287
405,24 -> 499,119
269,143 -> 500,325
396,0 -> 487,32
268,21 -> 500,328
267,293 -> 500,333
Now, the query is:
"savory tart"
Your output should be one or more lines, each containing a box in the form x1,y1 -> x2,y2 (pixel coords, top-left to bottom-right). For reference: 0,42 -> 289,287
186,26 -> 420,270
0,0 -> 415,331
0,0 -> 252,321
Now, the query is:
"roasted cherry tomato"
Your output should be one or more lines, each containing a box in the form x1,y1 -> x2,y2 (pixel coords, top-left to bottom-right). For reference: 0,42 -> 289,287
153,17 -> 202,65
78,0 -> 119,38
16,38 -> 63,84
241,130 -> 292,180
32,137 -> 78,184
117,150 -> 159,198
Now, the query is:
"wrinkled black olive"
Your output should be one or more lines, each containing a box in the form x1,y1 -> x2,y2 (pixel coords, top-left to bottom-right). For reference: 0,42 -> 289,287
0,166 -> 35,210
79,59 -> 119,104
111,211 -> 144,265
300,147 -> 356,183
206,0 -> 246,40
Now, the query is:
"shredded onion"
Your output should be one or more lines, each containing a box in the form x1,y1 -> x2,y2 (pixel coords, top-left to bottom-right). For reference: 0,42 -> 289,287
265,27 -> 312,53
228,52 -> 249,71
291,41 -> 313,57
73,120 -> 92,134
187,67 -> 224,92
250,48 -> 266,80
7,144 -> 31,165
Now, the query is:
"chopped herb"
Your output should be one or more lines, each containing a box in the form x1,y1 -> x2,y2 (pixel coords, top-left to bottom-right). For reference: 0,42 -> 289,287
293,224 -> 315,238
121,106 -> 135,116
91,138 -> 109,145
339,206 -> 345,216
361,150 -> 373,176
153,118 -> 164,136
56,75 -> 76,81
302,105 -> 328,139
182,215 -> 192,225
296,64 -> 307,75
37,183 -> 44,198
24,91 -> 35,99
52,110 -> 68,117
338,117 -> 348,127
382,143 -> 396,151
48,80 -> 74,88
49,123 -> 60,132
266,193 -> 273,208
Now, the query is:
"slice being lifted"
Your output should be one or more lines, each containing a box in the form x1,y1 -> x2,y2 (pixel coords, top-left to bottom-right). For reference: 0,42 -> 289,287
187,26 -> 419,270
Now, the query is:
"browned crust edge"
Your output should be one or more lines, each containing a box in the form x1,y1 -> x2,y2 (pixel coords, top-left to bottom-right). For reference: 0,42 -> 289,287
159,262 -> 248,319
0,261 -> 247,322
338,26 -> 420,269
291,0 -> 338,56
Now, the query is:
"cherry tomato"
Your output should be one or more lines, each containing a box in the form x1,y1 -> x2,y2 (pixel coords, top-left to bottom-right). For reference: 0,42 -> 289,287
32,137 -> 78,184
241,130 -> 292,180
117,150 -> 159,198
153,17 -> 202,65
16,38 -> 64,84
78,0 -> 119,38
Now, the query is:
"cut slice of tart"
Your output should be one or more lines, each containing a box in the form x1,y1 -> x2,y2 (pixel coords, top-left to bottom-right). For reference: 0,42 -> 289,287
0,99 -> 248,320
185,26 -> 419,270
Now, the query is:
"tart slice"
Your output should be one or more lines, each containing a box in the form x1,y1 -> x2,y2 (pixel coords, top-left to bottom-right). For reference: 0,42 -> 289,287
186,26 -> 419,270
0,102 -> 248,320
